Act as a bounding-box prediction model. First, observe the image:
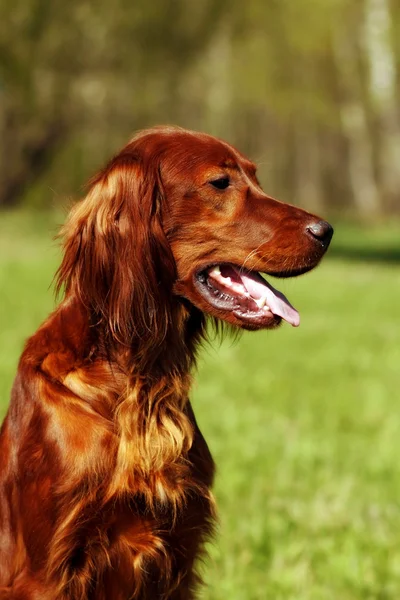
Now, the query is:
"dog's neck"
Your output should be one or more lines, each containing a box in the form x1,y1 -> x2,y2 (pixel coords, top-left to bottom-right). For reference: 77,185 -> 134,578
58,292 -> 204,373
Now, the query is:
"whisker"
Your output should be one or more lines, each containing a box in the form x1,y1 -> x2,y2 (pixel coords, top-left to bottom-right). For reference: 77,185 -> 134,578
240,239 -> 271,273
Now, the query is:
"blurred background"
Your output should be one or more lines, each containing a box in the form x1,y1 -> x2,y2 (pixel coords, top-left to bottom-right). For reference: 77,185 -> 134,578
1,0 -> 400,214
1,0 -> 400,598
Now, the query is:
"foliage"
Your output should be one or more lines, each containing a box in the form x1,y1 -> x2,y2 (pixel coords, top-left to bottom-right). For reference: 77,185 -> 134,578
0,0 -> 399,214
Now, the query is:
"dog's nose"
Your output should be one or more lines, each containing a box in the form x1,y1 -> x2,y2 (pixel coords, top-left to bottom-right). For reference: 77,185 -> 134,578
306,220 -> 334,246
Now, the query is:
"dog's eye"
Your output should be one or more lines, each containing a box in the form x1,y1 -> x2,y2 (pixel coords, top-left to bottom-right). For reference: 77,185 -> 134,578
210,177 -> 230,190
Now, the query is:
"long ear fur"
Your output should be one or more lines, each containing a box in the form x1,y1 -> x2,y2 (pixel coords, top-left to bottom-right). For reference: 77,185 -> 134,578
56,148 -> 176,366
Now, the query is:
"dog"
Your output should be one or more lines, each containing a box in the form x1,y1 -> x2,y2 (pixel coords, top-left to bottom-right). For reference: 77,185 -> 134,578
0,126 -> 333,599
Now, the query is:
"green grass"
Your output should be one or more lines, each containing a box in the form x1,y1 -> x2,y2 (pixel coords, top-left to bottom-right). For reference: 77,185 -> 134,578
1,211 -> 400,599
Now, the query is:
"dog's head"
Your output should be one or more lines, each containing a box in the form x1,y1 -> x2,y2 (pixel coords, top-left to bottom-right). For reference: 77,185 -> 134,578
57,126 -> 333,348
154,128 -> 333,330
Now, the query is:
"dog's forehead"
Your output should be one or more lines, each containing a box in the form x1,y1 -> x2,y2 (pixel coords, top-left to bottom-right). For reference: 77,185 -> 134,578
163,132 -> 257,175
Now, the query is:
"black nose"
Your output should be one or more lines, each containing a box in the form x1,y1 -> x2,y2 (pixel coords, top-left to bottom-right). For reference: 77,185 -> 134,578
306,220 -> 334,246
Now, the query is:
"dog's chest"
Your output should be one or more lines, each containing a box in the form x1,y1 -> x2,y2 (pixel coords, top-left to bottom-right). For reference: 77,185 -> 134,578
80,428 -> 216,598
99,480 -> 215,597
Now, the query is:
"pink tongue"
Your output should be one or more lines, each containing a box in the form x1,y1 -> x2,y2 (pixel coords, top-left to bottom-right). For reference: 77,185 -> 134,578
232,266 -> 300,327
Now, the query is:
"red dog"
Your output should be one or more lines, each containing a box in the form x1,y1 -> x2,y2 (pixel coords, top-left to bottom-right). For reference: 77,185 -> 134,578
0,127 -> 332,599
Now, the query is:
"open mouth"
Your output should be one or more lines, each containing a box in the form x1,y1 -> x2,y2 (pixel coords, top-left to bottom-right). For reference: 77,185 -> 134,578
195,264 -> 300,328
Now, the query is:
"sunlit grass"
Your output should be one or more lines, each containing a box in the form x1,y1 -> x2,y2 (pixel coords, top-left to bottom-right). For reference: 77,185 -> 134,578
1,210 -> 400,599
198,257 -> 400,600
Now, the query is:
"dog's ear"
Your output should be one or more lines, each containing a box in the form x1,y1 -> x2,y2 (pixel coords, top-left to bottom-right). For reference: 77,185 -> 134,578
56,149 -> 176,361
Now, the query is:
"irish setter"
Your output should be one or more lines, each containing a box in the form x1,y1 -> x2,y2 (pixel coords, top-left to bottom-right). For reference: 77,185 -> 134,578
0,126 -> 333,599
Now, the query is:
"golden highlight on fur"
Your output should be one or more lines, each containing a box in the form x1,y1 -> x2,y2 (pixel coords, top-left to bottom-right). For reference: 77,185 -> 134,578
0,126 -> 332,599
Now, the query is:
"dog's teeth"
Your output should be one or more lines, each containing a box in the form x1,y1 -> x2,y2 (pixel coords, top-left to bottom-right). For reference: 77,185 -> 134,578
263,305 -> 270,312
255,296 -> 267,309
221,276 -> 232,286
211,265 -> 221,275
